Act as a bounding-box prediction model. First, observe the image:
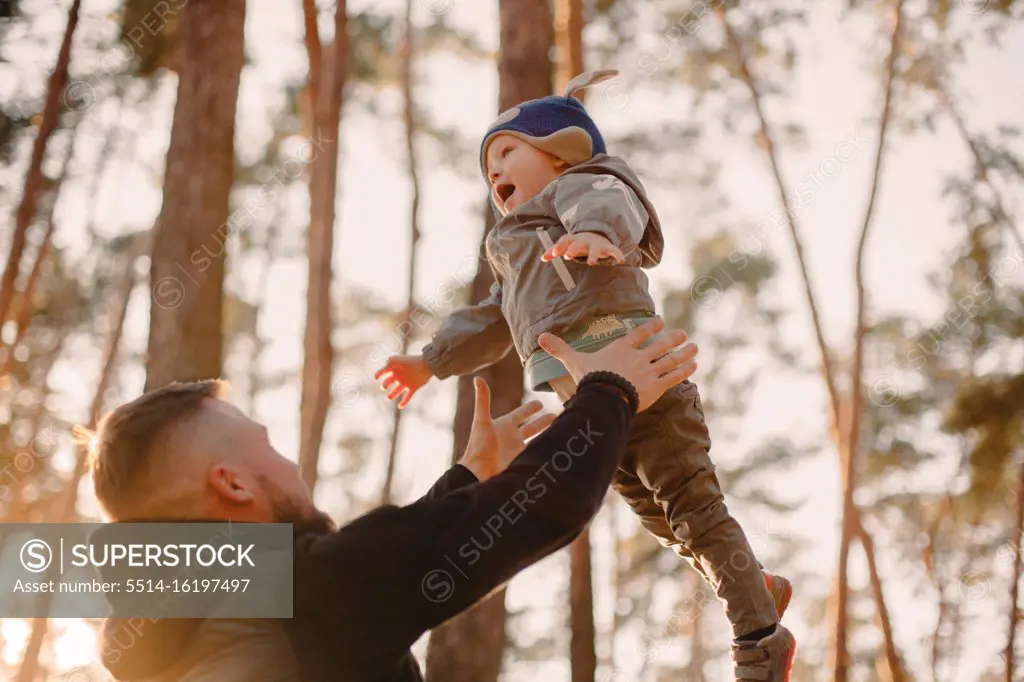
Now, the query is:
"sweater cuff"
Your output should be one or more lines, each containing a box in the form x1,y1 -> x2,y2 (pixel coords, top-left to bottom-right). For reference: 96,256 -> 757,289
577,371 -> 638,416
421,342 -> 451,380
419,463 -> 479,503
451,463 -> 479,483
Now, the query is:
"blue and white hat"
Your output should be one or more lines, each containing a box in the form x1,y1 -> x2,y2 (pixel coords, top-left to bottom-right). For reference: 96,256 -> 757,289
479,70 -> 619,178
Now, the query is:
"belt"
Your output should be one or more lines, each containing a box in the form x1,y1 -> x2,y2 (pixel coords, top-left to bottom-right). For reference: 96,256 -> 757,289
525,310 -> 657,392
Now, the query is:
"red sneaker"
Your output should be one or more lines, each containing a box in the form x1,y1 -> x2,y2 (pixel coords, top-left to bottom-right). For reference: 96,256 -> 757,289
764,572 -> 792,619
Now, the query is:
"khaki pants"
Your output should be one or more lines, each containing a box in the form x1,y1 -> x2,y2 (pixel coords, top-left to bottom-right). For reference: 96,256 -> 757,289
552,376 -> 778,637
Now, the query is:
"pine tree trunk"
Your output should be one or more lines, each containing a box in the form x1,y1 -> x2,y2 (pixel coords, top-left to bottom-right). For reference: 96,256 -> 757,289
835,5 -> 902,679
0,0 -> 80,332
381,0 -> 422,506
423,210 -> 515,682
570,527 -> 597,682
2,118 -> 79,376
555,0 -> 583,93
424,1 -> 552,678
1005,454 -> 1024,682
15,241 -> 140,682
609,506 -> 625,674
923,497 -> 956,682
144,0 -> 245,391
298,1 -> 347,490
554,2 -> 596,679
858,520 -> 904,682
715,6 -> 906,681
686,571 -> 707,682
714,5 -> 843,433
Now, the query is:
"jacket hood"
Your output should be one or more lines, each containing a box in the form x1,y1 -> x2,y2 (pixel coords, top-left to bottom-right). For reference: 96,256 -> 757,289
561,153 -> 665,268
89,519 -> 245,681
90,519 -> 239,614
99,617 -> 205,680
90,513 -> 337,680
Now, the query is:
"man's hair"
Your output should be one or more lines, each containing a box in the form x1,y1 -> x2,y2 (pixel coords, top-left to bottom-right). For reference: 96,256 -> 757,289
78,379 -> 229,520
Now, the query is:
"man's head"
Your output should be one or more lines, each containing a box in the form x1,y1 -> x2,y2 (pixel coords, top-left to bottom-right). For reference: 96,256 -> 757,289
479,69 -> 618,215
83,380 -> 331,531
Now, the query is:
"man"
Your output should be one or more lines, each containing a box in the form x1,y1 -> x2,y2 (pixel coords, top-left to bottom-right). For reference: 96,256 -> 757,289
86,319 -> 697,681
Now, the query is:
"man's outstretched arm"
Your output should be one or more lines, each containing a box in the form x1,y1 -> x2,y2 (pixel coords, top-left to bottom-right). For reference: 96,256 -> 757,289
292,377 -> 634,661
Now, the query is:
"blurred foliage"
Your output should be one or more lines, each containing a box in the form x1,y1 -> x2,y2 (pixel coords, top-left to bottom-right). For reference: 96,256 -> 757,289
0,0 -> 1023,680
0,0 -> 18,20
857,125 -> 1024,679
119,0 -> 180,75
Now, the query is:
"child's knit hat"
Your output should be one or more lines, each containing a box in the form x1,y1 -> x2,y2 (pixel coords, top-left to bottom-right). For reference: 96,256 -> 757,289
479,70 -> 619,178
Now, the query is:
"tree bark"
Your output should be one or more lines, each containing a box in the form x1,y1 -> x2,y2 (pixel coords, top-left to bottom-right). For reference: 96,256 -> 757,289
15,240 -> 140,682
423,210 -> 516,682
1005,454 -> 1024,682
381,0 -> 422,506
715,6 -> 906,681
298,0 -> 347,491
609,506 -> 625,674
858,520 -> 904,682
686,571 -> 707,682
9,116 -> 80,337
1,118 -> 79,376
0,0 -> 80,329
554,2 -> 596,680
554,0 -> 584,93
715,6 -> 843,437
144,0 -> 246,391
424,1 -> 552,678
923,500 -> 947,682
570,527 -> 598,682
300,0 -> 322,140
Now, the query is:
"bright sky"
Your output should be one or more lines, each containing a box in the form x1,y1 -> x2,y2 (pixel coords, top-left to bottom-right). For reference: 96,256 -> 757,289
2,0 -> 1023,679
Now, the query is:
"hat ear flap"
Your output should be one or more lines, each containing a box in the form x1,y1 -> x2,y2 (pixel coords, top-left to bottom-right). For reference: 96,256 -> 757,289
563,69 -> 619,100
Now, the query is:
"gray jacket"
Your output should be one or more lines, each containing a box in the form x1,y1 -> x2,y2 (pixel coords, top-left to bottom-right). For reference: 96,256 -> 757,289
422,154 -> 664,378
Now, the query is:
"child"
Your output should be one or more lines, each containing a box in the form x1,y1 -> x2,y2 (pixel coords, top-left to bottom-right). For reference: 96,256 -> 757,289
375,70 -> 796,680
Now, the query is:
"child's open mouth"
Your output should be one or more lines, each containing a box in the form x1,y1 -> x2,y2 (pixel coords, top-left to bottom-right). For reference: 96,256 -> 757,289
496,183 -> 516,206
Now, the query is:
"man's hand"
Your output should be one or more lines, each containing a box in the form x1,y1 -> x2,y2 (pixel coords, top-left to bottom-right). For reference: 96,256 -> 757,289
537,317 -> 697,412
375,355 -> 433,409
459,377 -> 556,481
541,232 -> 625,266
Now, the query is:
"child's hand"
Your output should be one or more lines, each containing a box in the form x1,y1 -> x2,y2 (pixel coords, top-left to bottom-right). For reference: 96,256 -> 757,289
541,232 -> 624,266
374,355 -> 433,408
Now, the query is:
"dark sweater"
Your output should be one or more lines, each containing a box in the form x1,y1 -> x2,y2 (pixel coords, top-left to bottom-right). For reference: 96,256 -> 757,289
98,378 -> 634,681
285,379 -> 634,681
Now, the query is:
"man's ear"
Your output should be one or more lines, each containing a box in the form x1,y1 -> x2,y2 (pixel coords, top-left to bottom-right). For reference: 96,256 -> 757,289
207,464 -> 256,505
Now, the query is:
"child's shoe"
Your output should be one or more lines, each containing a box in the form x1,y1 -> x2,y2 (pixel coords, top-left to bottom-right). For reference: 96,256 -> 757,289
764,572 -> 792,618
731,624 -> 796,682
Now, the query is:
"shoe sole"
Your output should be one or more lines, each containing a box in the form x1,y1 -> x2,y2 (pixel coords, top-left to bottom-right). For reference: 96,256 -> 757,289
784,635 -> 796,681
765,575 -> 793,619
775,580 -> 792,618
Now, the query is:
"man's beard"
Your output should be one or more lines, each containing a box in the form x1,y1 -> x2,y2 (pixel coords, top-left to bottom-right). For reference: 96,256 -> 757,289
257,475 -> 336,536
